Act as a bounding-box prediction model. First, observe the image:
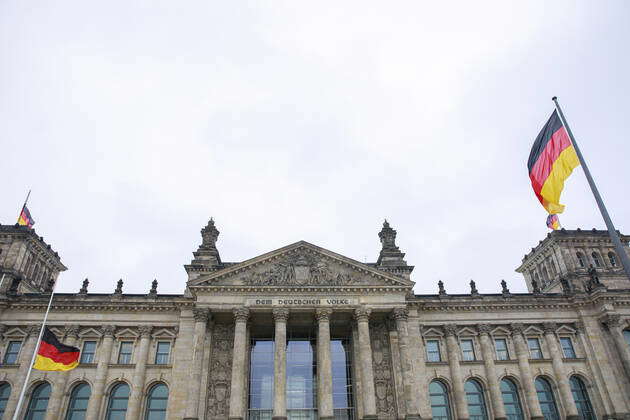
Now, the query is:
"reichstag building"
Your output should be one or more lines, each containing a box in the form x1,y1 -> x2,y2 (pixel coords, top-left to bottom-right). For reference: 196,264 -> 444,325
1,219 -> 630,420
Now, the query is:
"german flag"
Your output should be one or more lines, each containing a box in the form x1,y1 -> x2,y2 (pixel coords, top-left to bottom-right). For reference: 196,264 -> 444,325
17,206 -> 35,228
546,214 -> 561,230
528,110 -> 580,214
33,327 -> 79,371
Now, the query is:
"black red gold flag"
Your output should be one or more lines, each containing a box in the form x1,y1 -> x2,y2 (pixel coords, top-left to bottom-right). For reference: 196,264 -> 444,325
33,327 -> 79,371
17,206 -> 35,228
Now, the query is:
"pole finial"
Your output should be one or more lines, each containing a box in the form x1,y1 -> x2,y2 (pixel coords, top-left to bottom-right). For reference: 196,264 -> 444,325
552,96 -> 558,101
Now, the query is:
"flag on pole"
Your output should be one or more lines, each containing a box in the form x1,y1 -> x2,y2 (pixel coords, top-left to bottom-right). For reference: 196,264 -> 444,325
17,205 -> 35,228
528,110 -> 580,215
33,327 -> 79,371
546,214 -> 561,230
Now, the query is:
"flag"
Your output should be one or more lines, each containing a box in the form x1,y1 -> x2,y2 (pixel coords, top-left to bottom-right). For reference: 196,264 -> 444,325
546,214 -> 561,230
528,110 -> 580,215
33,327 -> 80,371
17,206 -> 35,228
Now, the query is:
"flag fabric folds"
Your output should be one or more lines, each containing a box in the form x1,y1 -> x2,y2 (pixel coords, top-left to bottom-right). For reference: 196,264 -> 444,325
528,110 -> 580,215
33,327 -> 80,371
17,206 -> 35,228
546,214 -> 561,230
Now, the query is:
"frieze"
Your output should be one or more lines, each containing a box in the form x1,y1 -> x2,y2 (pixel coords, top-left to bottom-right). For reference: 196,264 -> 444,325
247,297 -> 357,307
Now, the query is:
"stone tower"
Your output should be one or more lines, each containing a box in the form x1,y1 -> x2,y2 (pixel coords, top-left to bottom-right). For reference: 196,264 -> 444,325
373,220 -> 414,280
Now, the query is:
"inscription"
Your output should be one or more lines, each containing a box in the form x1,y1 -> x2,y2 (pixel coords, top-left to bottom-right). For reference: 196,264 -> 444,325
248,297 -> 357,306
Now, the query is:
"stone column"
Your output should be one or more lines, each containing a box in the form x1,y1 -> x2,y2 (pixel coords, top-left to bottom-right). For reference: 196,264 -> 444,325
316,308 -> 334,420
229,307 -> 250,420
444,324 -> 469,420
391,308 -> 421,420
85,325 -> 116,419
541,322 -> 579,419
602,314 -> 630,377
511,323 -> 543,419
185,308 -> 211,420
272,308 -> 289,420
45,325 -> 80,420
477,324 -> 506,420
4,324 -> 41,418
354,306 -> 377,420
126,325 -> 153,419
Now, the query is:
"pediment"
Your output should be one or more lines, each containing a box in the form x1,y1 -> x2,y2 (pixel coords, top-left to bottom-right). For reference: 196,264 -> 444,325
457,327 -> 478,336
79,328 -> 103,338
188,241 -> 413,288
152,328 -> 177,339
490,326 -> 511,336
422,327 -> 444,337
556,325 -> 576,335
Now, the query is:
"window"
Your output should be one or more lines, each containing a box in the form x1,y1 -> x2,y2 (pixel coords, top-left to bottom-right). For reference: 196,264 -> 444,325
65,383 -> 91,420
592,252 -> 601,267
576,252 -> 586,268
608,252 -> 617,267
560,337 -> 576,359
429,380 -> 451,420
624,330 -> 630,347
331,339 -> 354,420
542,267 -> 549,286
535,378 -> 559,420
80,341 -> 96,364
155,342 -> 171,365
500,379 -> 524,420
465,379 -> 488,420
118,342 -> 133,364
145,383 -> 168,420
570,376 -> 595,420
25,382 -> 51,420
527,338 -> 542,359
286,336 -> 317,419
495,339 -> 509,360
106,383 -> 130,420
248,339 -> 274,419
426,340 -> 441,362
0,383 -> 10,418
4,341 -> 22,364
460,339 -> 475,361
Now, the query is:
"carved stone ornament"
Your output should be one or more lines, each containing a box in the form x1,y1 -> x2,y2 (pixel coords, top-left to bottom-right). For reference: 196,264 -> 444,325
26,325 -> 41,337
510,323 -> 525,335
443,324 -> 458,337
370,320 -> 398,418
206,323 -> 234,419
101,325 -> 116,337
315,308 -> 332,322
114,279 -> 123,294
0,324 -> 6,337
501,279 -> 510,296
354,306 -> 371,322
602,314 -> 621,328
574,321 -> 585,335
193,308 -> 211,323
138,325 -> 153,337
542,322 -> 557,334
233,307 -> 250,323
64,325 -> 80,338
79,278 -> 89,294
477,323 -> 492,335
272,308 -> 290,323
391,307 -> 408,321
438,280 -> 446,295
149,279 -> 158,295
242,251 -> 361,286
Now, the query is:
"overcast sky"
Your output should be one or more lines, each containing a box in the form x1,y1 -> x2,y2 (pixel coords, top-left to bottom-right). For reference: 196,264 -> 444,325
2,1 -> 629,295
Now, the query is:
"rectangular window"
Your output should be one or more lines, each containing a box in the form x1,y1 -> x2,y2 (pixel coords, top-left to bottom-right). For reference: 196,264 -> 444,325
426,340 -> 441,362
560,337 -> 576,358
527,338 -> 543,359
460,339 -> 475,361
118,341 -> 133,364
3,341 -> 22,364
495,338 -> 509,360
155,342 -> 171,364
80,341 -> 96,364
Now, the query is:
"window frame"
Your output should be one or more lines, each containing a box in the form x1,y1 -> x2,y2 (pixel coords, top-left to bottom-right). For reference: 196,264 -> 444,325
559,337 -> 577,359
0,382 -> 11,418
79,341 -> 97,364
535,377 -> 560,420
117,341 -> 134,364
592,252 -> 601,267
500,378 -> 524,420
429,380 -> 452,420
65,382 -> 91,420
527,337 -> 543,359
3,340 -> 22,364
154,341 -> 171,365
25,382 -> 51,420
106,382 -> 130,420
494,338 -> 510,361
576,252 -> 586,268
144,382 -> 169,420
608,252 -> 617,267
569,376 -> 595,420
464,378 -> 489,420
460,338 -> 476,361
425,339 -> 442,362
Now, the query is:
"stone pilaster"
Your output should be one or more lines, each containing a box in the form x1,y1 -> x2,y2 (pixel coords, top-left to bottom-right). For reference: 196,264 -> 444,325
85,325 -> 116,419
444,324 -> 469,420
477,324 -> 506,420
45,325 -> 80,420
316,308 -> 334,420
4,324 -> 41,418
354,306 -> 377,420
272,308 -> 289,420
407,315 -> 430,419
185,308 -> 212,420
126,325 -> 153,419
511,323 -> 544,420
229,307 -> 250,420
391,308 -> 421,420
602,314 -> 630,377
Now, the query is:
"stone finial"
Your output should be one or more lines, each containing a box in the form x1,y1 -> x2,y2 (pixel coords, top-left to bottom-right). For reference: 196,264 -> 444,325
233,307 -> 250,323
501,279 -> 510,296
510,323 -> 525,335
477,323 -> 492,335
101,325 -> 116,337
138,325 -> 153,337
391,307 -> 408,321
531,279 -> 541,294
46,278 -> 55,292
542,322 -> 557,334
315,308 -> 332,323
354,306 -> 371,322
193,308 -> 211,323
64,325 -> 80,338
189,218 -> 222,268
443,324 -> 458,337
470,280 -> 479,296
114,279 -> 123,294
272,308 -> 290,323
201,218 -> 220,249
376,220 -> 408,269
149,279 -> 158,296
79,278 -> 89,294
379,220 -> 398,251
438,280 -> 446,296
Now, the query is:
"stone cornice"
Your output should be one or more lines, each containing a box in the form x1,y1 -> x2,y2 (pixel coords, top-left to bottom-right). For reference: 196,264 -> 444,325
7,295 -> 194,312
190,285 -> 412,295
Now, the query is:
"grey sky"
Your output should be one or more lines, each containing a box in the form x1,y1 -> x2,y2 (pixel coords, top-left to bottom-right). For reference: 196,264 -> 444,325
2,1 -> 629,295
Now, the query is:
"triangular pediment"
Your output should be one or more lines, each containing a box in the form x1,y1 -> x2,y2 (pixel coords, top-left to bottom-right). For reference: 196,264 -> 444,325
188,241 -> 413,288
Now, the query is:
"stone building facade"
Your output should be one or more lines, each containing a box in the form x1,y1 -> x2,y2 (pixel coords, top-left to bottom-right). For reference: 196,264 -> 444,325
0,220 -> 630,419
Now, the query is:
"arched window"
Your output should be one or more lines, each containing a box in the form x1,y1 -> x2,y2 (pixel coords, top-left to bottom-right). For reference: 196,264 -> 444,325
500,378 -> 524,420
576,253 -> 586,268
465,379 -> 488,420
608,252 -> 617,267
145,383 -> 168,420
106,383 -> 130,420
592,252 -> 601,267
25,383 -> 51,420
535,378 -> 559,420
429,380 -> 452,420
66,383 -> 91,420
0,383 -> 11,418
570,376 -> 595,420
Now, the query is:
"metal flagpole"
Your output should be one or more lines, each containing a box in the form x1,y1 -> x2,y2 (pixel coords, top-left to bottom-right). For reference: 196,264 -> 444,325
552,96 -> 630,279
11,282 -> 56,420
17,190 -> 31,224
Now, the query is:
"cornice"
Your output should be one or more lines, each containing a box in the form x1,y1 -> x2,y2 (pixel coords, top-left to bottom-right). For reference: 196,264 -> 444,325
190,285 -> 412,294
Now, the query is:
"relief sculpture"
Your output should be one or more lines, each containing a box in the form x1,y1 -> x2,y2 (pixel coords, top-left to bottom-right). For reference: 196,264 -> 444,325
370,320 -> 398,419
206,323 -> 234,420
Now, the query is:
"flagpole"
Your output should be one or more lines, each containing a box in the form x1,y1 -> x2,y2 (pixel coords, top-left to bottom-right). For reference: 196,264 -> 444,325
11,281 -> 56,420
552,96 -> 630,279
17,190 -> 31,224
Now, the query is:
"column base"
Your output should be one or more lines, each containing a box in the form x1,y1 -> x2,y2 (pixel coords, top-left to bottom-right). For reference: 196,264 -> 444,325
361,416 -> 379,420
405,415 -> 422,420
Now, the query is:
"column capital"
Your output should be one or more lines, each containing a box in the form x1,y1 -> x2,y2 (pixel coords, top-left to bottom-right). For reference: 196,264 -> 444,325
542,322 -> 557,334
354,306 -> 371,322
391,307 -> 408,321
273,307 -> 290,322
443,324 -> 458,337
574,321 -> 585,335
510,323 -> 525,336
64,324 -> 80,338
193,307 -> 211,323
315,308 -> 332,322
101,325 -> 116,337
602,313 -> 622,329
138,325 -> 153,337
233,306 -> 250,323
476,323 -> 492,335
26,324 -> 41,337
